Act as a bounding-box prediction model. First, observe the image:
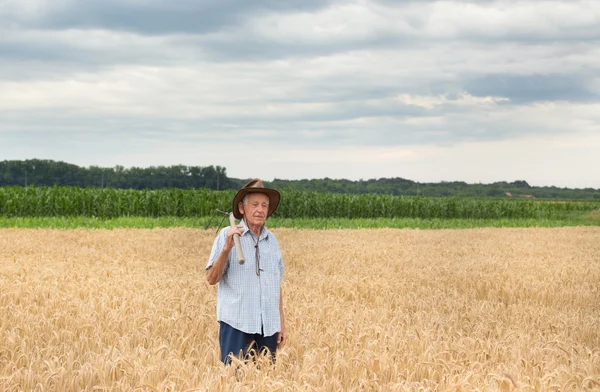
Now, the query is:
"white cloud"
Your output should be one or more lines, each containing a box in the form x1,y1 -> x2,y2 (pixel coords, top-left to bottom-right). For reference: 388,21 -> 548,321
250,0 -> 600,42
34,127 -> 594,189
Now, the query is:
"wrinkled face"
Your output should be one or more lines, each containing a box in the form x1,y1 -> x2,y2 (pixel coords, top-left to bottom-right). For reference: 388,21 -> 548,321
239,192 -> 270,227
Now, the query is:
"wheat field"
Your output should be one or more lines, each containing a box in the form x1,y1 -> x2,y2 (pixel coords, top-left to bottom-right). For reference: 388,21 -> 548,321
1,227 -> 599,391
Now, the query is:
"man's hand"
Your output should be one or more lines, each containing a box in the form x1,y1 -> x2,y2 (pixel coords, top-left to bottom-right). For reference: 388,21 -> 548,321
224,224 -> 244,252
206,224 -> 244,285
277,327 -> 288,349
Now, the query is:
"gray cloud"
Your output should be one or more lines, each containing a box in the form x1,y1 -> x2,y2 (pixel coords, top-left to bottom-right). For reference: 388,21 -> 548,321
465,74 -> 598,103
0,89 -> 575,148
8,0 -> 333,34
3,0 -> 600,66
1,0 -> 599,187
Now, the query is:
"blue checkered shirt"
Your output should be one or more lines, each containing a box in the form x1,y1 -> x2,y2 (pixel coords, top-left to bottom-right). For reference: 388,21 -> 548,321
206,220 -> 284,337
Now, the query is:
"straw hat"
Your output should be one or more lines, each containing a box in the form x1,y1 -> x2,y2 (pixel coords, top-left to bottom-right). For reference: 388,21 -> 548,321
232,178 -> 280,219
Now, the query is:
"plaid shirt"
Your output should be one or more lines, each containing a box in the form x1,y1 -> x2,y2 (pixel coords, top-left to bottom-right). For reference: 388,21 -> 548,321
206,220 -> 284,337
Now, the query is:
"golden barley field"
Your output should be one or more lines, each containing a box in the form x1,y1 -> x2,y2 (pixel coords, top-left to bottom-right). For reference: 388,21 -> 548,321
1,227 -> 599,391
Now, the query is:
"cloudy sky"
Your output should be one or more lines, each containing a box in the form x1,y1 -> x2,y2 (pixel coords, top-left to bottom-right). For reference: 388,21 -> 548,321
1,0 -> 599,188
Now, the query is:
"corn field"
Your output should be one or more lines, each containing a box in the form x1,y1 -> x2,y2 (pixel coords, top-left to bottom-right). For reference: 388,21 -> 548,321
1,227 -> 599,391
0,186 -> 598,219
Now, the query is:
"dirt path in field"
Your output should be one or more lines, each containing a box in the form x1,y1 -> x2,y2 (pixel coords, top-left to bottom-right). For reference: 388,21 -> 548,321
1,227 -> 599,391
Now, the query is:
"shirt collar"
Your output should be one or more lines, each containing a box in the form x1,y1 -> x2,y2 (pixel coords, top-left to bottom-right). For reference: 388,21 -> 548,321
240,219 -> 270,241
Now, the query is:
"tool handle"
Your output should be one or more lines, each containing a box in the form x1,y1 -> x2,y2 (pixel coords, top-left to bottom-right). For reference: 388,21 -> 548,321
229,213 -> 245,265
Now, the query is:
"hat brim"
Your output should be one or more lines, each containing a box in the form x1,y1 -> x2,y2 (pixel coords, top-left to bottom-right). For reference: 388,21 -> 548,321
232,188 -> 280,220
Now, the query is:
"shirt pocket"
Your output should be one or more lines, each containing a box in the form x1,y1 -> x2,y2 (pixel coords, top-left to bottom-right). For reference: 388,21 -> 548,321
260,258 -> 281,286
257,240 -> 281,279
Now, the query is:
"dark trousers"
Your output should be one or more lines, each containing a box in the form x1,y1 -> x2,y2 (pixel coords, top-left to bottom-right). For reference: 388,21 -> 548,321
219,321 -> 278,365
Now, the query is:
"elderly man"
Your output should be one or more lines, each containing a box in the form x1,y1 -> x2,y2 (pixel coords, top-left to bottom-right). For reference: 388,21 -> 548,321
206,178 -> 287,364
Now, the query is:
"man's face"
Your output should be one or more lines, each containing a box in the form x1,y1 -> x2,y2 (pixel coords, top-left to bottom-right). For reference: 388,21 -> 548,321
239,193 -> 270,227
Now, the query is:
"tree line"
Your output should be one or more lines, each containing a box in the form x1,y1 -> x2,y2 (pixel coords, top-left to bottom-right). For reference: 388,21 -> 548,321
0,159 -> 242,190
269,178 -> 600,199
1,159 -> 598,199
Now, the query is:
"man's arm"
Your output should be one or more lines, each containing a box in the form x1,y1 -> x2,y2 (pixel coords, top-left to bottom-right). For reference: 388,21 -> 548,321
206,225 -> 243,285
206,247 -> 230,285
277,286 -> 287,348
